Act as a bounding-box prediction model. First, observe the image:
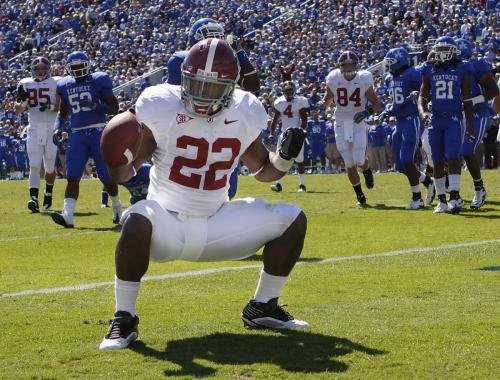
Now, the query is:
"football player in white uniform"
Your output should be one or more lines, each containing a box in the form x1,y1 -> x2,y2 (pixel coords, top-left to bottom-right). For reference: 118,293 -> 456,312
269,81 -> 310,192
99,38 -> 309,350
14,57 -> 60,212
323,51 -> 383,206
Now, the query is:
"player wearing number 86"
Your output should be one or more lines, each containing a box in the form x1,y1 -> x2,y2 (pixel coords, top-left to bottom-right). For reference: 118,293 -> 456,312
50,51 -> 120,228
14,57 -> 61,213
418,36 -> 474,214
323,51 -> 383,206
99,38 -> 309,350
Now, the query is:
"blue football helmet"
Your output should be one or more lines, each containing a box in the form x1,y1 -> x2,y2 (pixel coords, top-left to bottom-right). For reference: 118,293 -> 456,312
66,51 -> 91,79
455,38 -> 475,59
188,18 -> 225,46
400,43 -> 410,52
384,48 -> 409,74
432,36 -> 458,63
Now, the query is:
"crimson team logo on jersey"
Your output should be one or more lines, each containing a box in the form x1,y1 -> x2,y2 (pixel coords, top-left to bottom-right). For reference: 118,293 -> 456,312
176,113 -> 194,124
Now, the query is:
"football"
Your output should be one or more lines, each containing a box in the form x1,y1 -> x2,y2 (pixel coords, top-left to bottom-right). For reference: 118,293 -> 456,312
100,110 -> 143,168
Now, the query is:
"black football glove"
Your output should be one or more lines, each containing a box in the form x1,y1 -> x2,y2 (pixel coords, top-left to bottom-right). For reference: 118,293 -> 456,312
406,91 -> 419,104
422,113 -> 432,128
39,102 -> 49,112
277,128 -> 307,161
353,109 -> 371,123
17,85 -> 28,102
377,111 -> 389,122
79,99 -> 97,110
52,129 -> 63,146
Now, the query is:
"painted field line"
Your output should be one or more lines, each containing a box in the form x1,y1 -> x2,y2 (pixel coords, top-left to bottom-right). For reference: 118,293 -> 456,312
0,230 -> 113,243
1,239 -> 499,299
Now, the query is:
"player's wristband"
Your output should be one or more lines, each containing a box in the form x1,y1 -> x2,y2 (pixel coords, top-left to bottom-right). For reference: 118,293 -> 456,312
54,114 -> 65,130
269,151 -> 294,172
464,95 -> 485,106
236,50 -> 250,65
95,102 -> 111,114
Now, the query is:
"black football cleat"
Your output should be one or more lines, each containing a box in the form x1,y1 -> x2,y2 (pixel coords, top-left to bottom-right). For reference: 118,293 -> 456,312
357,194 -> 367,207
42,193 -> 52,211
241,298 -> 310,330
51,212 -> 74,228
298,184 -> 307,193
28,197 -> 40,213
99,311 -> 139,350
270,183 -> 282,192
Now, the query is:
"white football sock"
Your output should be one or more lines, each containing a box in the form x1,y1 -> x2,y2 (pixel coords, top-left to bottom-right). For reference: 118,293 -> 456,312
448,174 -> 460,192
111,195 -> 121,207
434,176 -> 446,196
29,168 -> 41,188
253,269 -> 288,303
115,276 -> 140,316
299,173 -> 305,185
63,198 -> 76,217
411,185 -> 420,193
419,171 -> 426,182
276,178 -> 283,185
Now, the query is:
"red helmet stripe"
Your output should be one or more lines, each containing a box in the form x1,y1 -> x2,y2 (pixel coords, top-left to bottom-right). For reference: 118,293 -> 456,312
204,38 -> 219,72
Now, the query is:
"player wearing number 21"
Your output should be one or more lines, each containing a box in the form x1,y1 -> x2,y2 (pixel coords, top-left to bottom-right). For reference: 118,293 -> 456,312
99,38 -> 309,350
323,51 -> 383,206
14,57 -> 61,213
51,51 -> 120,228
418,36 -> 474,214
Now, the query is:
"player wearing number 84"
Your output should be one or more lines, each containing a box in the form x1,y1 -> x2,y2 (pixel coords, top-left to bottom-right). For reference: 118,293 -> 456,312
99,38 -> 309,350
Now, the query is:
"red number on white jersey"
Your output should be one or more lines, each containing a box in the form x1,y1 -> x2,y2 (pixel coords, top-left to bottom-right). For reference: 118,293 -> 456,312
336,87 -> 361,107
169,136 -> 241,190
27,88 -> 51,107
283,104 -> 293,118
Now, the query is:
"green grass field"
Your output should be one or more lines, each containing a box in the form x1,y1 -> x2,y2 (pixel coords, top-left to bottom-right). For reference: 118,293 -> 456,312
0,171 -> 499,379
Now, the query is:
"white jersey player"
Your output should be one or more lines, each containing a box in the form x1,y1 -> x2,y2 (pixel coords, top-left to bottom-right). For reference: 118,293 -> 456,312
324,50 -> 383,206
14,56 -> 60,213
99,38 -> 309,350
269,81 -> 310,193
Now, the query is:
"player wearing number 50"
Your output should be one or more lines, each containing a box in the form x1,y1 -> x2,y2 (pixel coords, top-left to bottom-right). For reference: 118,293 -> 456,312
323,51 -> 383,206
14,57 -> 61,213
99,38 -> 309,350
51,51 -> 120,228
418,36 -> 474,214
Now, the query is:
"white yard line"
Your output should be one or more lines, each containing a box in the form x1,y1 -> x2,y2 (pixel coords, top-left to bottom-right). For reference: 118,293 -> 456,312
1,239 -> 499,299
0,230 -> 113,243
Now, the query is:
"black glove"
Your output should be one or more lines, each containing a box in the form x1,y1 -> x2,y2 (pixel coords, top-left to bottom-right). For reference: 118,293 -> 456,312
79,99 -> 96,110
277,128 -> 307,160
53,129 -> 62,146
17,85 -> 28,102
226,34 -> 242,52
378,111 -> 389,122
39,102 -> 49,112
406,91 -> 419,104
422,113 -> 432,128
353,109 -> 371,123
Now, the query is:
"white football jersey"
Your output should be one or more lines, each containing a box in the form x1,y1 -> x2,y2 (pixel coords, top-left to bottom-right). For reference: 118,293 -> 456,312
273,95 -> 309,130
17,76 -> 61,125
325,69 -> 374,116
135,84 -> 267,216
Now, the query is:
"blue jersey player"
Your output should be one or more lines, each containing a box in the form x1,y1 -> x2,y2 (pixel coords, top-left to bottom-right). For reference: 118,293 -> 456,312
51,51 -> 120,228
166,18 -> 260,200
307,112 -> 327,172
455,38 -> 499,209
418,36 -> 475,214
121,163 -> 150,205
384,47 -> 434,209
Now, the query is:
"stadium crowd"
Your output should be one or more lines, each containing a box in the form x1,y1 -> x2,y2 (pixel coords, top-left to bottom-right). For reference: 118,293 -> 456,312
1,0 -> 499,178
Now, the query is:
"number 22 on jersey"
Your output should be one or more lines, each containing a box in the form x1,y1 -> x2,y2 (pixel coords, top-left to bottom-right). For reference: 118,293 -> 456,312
169,136 -> 241,190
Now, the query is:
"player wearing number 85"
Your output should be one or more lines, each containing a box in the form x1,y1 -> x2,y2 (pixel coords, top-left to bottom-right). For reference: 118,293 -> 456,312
51,51 -> 120,228
14,57 -> 61,213
323,51 -> 383,206
418,36 -> 474,214
99,38 -> 309,350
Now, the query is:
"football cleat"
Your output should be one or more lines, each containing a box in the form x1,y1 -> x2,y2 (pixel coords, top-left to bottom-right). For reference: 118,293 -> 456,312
406,198 -> 424,210
112,205 -> 122,224
42,193 -> 52,210
28,197 -> 40,213
363,169 -> 374,189
447,199 -> 461,214
356,194 -> 367,207
433,202 -> 448,214
470,188 -> 487,209
51,212 -> 74,228
298,184 -> 307,192
270,183 -> 282,192
101,203 -> 109,208
241,298 -> 310,330
425,183 -> 436,205
99,311 -> 139,350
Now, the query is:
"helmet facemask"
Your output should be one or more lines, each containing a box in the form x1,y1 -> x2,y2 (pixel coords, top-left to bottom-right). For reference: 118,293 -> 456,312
340,61 -> 357,80
433,43 -> 458,63
192,23 -> 225,44
66,59 -> 90,79
32,62 -> 50,81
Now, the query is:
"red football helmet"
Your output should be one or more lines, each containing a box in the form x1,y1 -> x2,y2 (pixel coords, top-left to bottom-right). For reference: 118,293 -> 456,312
181,38 -> 240,117
338,51 -> 359,80
31,56 -> 51,81
282,81 -> 296,101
